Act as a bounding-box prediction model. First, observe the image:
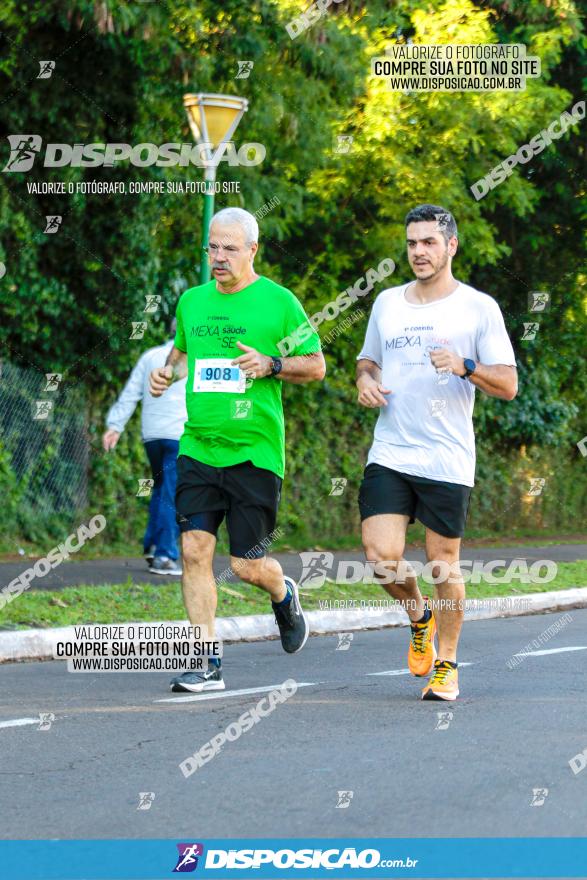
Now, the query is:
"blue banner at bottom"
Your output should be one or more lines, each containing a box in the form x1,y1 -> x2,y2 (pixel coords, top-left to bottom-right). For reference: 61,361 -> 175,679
1,838 -> 586,879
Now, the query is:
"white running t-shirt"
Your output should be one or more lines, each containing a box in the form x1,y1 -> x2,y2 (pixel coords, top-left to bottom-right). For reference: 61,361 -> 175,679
357,282 -> 516,487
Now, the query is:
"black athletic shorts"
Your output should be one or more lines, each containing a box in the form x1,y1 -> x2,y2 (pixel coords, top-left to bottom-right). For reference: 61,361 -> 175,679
175,455 -> 282,558
358,462 -> 472,539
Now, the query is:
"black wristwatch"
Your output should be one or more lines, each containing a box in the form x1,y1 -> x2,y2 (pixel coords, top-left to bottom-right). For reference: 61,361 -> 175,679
460,358 -> 476,379
269,356 -> 283,377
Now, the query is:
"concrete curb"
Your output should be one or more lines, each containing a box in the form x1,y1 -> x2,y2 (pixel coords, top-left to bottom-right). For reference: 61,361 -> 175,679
1,587 -> 586,663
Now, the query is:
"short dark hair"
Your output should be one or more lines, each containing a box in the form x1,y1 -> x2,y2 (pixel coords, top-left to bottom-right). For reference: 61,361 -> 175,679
405,204 -> 457,242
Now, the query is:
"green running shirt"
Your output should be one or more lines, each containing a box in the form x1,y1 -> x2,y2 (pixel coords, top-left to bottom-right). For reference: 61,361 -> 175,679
174,275 -> 321,478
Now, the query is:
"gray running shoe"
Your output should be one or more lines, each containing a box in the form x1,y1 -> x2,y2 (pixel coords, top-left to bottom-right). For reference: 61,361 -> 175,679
170,665 -> 225,693
272,576 -> 309,654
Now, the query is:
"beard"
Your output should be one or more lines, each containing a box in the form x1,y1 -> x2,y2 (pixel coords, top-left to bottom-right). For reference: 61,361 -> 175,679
413,247 -> 449,281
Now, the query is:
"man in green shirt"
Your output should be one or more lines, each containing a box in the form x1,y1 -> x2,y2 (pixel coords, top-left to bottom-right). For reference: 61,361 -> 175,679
150,207 -> 325,692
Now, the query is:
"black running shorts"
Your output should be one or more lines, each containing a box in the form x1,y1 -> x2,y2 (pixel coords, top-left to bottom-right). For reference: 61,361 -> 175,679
358,462 -> 472,539
175,455 -> 282,558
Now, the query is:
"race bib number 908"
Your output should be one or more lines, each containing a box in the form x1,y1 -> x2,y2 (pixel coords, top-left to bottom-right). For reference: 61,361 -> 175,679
193,358 -> 246,393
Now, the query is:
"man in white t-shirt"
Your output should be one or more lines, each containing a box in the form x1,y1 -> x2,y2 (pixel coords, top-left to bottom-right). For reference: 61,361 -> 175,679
356,204 -> 517,701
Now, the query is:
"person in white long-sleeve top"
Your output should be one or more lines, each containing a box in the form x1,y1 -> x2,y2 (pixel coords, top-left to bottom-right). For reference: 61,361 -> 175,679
103,320 -> 188,575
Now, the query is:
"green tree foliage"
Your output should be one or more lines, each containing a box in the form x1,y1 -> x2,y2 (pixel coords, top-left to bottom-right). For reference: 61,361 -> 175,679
0,0 -> 585,545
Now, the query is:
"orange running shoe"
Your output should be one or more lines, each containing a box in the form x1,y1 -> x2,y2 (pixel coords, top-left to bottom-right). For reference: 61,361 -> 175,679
421,659 -> 459,701
407,598 -> 437,677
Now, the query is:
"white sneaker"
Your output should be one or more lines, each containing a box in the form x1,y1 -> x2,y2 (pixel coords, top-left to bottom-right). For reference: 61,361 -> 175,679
149,556 -> 182,576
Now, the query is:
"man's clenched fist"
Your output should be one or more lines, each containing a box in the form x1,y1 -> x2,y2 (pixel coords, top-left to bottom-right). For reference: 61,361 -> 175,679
150,365 -> 173,397
357,373 -> 392,408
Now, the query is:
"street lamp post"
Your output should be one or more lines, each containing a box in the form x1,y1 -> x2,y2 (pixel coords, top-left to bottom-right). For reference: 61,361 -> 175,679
183,93 -> 249,284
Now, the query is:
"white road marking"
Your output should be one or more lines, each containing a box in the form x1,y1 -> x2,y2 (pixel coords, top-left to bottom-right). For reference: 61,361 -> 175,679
0,717 -> 39,729
155,681 -> 318,704
367,662 -> 474,677
514,646 -> 587,658
159,664 -> 477,701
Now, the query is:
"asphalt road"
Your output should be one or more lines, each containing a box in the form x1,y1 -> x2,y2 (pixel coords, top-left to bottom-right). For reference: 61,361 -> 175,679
1,610 -> 587,841
1,544 -> 586,591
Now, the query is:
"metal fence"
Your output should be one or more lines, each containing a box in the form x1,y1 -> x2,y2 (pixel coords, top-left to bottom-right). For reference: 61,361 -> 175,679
0,360 -> 89,527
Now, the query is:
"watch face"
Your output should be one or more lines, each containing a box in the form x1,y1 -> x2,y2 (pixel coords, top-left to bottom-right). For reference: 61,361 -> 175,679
464,359 -> 476,373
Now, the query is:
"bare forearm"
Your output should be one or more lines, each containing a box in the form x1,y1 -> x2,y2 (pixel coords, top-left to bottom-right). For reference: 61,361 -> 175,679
165,346 -> 188,381
278,352 -> 326,384
469,364 -> 517,400
356,358 -> 381,385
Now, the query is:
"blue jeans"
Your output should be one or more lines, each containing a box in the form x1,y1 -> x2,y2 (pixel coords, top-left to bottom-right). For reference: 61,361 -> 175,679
143,439 -> 180,561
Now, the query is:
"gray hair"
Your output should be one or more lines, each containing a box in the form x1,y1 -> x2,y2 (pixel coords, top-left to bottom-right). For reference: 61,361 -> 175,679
210,207 -> 259,246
